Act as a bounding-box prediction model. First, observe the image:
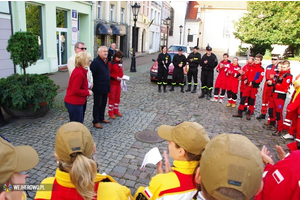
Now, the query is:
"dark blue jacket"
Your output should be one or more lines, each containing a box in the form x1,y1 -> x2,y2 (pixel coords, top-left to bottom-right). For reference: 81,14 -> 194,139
90,55 -> 110,94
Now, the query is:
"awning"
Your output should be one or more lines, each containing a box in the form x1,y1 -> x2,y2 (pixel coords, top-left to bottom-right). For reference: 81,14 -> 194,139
111,25 -> 125,36
96,23 -> 112,35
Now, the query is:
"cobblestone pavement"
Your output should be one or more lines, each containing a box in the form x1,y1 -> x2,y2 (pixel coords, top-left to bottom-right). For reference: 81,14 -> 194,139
1,52 -> 299,199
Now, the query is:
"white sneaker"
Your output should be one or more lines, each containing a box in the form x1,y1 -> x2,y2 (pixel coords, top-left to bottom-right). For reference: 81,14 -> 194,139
282,133 -> 294,140
210,98 -> 218,102
219,99 -> 223,103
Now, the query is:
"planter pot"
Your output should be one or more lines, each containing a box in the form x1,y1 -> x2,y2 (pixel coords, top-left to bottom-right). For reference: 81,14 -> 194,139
2,102 -> 50,119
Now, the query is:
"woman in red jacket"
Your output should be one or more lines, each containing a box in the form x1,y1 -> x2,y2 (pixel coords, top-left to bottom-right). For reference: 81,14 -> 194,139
108,51 -> 124,119
64,52 -> 93,123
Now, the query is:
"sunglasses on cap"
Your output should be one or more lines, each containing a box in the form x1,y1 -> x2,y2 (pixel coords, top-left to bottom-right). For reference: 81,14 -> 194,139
77,47 -> 87,50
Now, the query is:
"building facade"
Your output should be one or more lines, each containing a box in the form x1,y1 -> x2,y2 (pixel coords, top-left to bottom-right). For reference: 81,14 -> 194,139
147,1 -> 162,53
161,1 -> 171,48
185,1 -> 201,49
198,1 -> 247,55
94,1 -> 130,57
0,1 -> 14,78
1,1 -> 93,78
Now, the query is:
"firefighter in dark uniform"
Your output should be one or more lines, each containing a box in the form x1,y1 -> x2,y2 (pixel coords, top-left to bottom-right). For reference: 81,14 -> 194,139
157,46 -> 171,93
186,46 -> 201,93
199,46 -> 218,99
170,47 -> 187,93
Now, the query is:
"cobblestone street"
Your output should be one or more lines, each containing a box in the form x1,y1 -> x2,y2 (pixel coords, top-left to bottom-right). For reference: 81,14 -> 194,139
1,52 -> 299,199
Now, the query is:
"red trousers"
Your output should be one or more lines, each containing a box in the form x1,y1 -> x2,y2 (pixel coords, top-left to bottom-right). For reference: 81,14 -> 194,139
268,96 -> 285,131
288,108 -> 300,139
238,86 -> 258,115
261,82 -> 273,114
108,84 -> 121,116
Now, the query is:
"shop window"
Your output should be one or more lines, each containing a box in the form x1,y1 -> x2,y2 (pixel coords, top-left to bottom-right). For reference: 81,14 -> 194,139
25,3 -> 44,59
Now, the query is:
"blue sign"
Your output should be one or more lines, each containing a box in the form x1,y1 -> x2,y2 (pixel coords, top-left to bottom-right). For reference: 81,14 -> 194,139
72,10 -> 77,19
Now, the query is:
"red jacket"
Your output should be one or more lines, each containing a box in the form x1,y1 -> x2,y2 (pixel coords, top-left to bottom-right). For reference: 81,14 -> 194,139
109,60 -> 124,86
240,63 -> 252,92
64,67 -> 89,105
255,150 -> 300,200
274,70 -> 293,93
265,64 -> 277,81
244,63 -> 264,88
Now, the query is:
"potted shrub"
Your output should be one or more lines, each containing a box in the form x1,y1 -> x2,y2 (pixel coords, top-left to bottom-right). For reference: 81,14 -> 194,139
0,31 -> 59,118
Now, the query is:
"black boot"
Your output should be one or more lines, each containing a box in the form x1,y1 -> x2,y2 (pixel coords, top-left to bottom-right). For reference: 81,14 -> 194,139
169,85 -> 174,91
158,85 -> 161,93
206,89 -> 212,100
180,85 -> 184,93
256,114 -> 266,120
191,85 -> 197,93
163,85 -> 167,93
198,88 -> 206,98
185,85 -> 191,92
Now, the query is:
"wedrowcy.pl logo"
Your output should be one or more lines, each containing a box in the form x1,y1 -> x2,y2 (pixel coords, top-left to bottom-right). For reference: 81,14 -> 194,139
3,183 -> 12,191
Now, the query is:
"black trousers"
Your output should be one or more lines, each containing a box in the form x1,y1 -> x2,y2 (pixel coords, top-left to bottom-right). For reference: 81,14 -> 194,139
157,67 -> 168,84
93,93 -> 108,124
201,70 -> 214,90
172,67 -> 184,84
187,68 -> 198,84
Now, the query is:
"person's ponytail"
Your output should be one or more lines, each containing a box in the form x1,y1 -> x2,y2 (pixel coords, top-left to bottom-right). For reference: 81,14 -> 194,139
69,154 -> 97,200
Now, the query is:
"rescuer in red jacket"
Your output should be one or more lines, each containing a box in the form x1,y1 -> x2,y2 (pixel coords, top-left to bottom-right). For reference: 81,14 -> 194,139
256,55 -> 279,120
267,61 -> 293,136
225,57 -> 241,108
210,53 -> 231,103
108,51 -> 124,119
232,54 -> 264,120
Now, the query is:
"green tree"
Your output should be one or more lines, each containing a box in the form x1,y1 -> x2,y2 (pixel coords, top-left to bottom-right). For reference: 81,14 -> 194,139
234,1 -> 300,55
6,31 -> 39,82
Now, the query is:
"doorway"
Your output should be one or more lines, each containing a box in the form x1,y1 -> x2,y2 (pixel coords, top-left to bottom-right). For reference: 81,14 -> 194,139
56,28 -> 68,66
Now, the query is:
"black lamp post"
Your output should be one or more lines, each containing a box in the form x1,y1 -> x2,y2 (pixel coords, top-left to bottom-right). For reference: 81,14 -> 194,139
179,25 -> 183,45
187,28 -> 190,45
166,16 -> 171,49
130,2 -> 140,72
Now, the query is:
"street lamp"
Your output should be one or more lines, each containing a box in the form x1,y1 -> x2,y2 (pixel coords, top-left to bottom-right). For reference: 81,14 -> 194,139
166,16 -> 171,49
179,25 -> 183,45
187,28 -> 190,45
130,2 -> 140,72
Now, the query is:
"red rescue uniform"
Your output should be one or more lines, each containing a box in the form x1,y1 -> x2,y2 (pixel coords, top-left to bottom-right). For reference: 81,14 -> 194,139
237,63 -> 264,115
268,70 -> 292,131
226,63 -> 241,104
213,60 -> 231,100
108,60 -> 123,117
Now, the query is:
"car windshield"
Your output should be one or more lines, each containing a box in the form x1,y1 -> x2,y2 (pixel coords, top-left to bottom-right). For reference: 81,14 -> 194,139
168,46 -> 187,53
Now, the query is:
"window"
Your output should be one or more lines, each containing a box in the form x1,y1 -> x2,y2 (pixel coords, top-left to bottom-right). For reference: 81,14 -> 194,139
110,4 -> 115,22
154,11 -> 157,24
97,1 -> 102,19
158,12 -> 160,25
56,9 -> 67,28
121,8 -> 125,23
26,3 -> 44,59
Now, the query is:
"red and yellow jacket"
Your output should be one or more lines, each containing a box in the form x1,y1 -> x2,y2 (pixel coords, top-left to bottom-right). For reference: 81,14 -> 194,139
34,169 -> 133,200
134,160 -> 198,200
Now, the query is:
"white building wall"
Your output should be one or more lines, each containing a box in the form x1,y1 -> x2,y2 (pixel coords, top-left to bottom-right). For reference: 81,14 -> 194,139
185,22 -> 200,50
148,1 -> 161,53
200,8 -> 246,55
169,1 -> 188,46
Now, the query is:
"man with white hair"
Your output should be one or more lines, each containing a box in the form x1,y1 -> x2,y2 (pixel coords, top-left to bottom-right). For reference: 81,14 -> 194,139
90,46 -> 111,129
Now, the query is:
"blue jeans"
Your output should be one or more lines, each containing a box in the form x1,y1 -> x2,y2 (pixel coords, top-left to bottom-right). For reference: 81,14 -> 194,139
65,102 -> 84,123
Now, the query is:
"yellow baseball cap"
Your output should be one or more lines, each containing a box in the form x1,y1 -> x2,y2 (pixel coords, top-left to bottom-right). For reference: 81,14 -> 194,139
0,137 -> 39,184
200,133 -> 263,200
158,122 -> 210,155
55,122 -> 94,163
